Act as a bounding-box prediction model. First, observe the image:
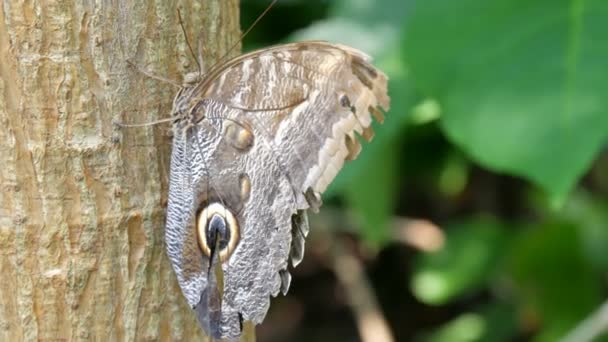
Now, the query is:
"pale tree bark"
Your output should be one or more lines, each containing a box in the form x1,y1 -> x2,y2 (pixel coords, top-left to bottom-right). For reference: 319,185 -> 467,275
0,1 -> 241,340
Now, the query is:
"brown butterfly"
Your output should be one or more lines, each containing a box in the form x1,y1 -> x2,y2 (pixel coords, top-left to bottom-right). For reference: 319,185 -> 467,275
159,39 -> 390,340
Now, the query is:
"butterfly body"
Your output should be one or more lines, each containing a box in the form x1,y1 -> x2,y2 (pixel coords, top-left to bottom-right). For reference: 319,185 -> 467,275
164,41 -> 389,340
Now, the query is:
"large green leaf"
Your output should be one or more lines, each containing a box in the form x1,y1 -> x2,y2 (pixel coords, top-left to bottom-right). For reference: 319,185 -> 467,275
404,0 -> 608,203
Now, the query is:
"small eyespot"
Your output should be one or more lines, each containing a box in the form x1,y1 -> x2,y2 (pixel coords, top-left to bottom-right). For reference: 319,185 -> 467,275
225,122 -> 254,151
339,93 -> 356,113
339,94 -> 351,108
239,173 -> 251,203
196,203 -> 240,262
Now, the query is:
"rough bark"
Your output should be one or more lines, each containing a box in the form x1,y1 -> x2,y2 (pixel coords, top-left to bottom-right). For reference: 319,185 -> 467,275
0,0 -> 240,340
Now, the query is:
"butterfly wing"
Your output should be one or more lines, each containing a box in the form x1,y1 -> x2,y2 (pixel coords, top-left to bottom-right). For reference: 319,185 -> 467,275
194,41 -> 389,204
165,41 -> 389,339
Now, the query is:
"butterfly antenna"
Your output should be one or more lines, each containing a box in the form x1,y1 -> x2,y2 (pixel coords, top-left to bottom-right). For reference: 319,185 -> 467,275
208,0 -> 278,72
113,117 -> 175,128
126,60 -> 182,88
177,8 -> 202,77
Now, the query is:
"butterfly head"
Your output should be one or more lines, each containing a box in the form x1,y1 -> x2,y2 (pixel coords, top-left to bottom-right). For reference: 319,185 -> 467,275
170,86 -> 209,128
183,71 -> 201,86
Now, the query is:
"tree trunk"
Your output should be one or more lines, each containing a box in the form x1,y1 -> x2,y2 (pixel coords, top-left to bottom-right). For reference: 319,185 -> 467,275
0,1 -> 240,340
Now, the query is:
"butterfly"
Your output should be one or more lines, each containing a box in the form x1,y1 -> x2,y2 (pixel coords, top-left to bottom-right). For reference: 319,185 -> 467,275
162,40 -> 389,340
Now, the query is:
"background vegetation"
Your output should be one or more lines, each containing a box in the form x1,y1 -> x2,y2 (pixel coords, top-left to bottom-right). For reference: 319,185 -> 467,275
241,0 -> 608,341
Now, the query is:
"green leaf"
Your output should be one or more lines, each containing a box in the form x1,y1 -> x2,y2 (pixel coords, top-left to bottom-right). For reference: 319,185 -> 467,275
404,0 -> 608,202
411,218 -> 510,305
508,221 -> 601,341
329,0 -> 409,27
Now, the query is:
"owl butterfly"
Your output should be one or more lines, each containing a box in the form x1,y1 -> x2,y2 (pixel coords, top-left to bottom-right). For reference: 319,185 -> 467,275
163,38 -> 389,339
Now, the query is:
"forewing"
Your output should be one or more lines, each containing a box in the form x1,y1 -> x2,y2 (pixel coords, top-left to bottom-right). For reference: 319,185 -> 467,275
200,41 -> 390,199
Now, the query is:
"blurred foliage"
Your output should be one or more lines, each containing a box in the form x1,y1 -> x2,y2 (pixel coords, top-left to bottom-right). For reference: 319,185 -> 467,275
241,0 -> 608,341
404,0 -> 608,206
412,218 -> 511,306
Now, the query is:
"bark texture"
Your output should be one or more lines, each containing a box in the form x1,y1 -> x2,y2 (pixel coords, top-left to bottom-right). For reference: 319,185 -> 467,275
0,1 -> 240,340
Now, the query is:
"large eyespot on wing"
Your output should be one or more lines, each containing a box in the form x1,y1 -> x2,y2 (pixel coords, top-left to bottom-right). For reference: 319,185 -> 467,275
196,203 -> 240,263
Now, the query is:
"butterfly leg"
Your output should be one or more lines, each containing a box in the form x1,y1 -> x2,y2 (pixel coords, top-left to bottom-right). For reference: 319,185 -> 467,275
125,60 -> 182,87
